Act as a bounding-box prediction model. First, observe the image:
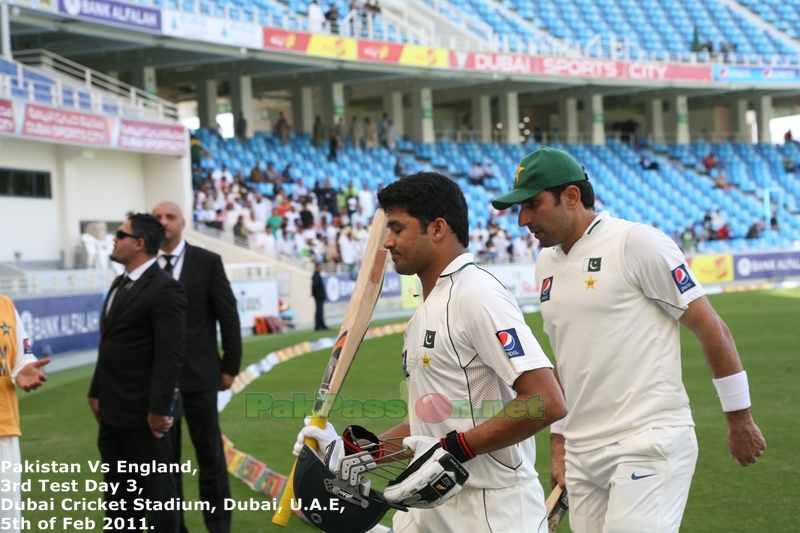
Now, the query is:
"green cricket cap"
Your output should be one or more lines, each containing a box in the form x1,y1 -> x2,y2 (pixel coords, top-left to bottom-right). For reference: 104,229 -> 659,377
491,147 -> 588,210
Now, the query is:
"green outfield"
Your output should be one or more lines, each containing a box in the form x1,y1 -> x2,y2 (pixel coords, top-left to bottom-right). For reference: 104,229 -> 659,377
18,288 -> 800,532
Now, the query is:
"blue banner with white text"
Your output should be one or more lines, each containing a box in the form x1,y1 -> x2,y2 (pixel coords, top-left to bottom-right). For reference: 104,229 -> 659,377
12,293 -> 104,357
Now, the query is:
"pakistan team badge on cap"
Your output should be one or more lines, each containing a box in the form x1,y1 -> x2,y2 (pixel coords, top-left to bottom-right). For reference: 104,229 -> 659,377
423,330 -> 436,348
583,257 -> 602,272
671,264 -> 696,294
540,277 -> 554,302
496,328 -> 525,358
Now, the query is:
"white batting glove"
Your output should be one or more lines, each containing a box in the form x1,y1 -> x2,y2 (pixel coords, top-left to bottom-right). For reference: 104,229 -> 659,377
293,417 -> 338,457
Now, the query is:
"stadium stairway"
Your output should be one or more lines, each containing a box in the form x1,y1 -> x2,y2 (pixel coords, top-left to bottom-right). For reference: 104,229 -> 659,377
194,127 -> 800,253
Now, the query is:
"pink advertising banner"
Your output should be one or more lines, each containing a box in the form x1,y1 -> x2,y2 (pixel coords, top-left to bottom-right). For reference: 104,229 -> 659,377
21,104 -> 112,145
0,99 -> 13,134
116,119 -> 186,155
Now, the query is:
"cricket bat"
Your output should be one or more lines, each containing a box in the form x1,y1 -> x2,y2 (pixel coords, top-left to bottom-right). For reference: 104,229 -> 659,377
546,486 -> 569,533
272,209 -> 390,527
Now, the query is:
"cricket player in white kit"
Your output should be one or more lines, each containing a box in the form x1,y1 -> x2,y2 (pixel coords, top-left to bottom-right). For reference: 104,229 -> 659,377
296,172 -> 567,533
492,147 -> 767,533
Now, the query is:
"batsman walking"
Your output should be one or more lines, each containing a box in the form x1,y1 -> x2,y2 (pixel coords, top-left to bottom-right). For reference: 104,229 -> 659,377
492,147 -> 766,533
297,172 -> 567,533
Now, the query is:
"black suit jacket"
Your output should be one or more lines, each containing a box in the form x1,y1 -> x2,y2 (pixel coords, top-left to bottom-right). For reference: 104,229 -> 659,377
178,243 -> 242,393
89,262 -> 187,429
312,271 -> 326,302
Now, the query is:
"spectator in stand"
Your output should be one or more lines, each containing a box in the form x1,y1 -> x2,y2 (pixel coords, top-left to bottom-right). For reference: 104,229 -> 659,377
680,226 -> 696,252
267,208 -> 284,234
484,159 -> 496,180
275,112 -> 291,146
357,182 -> 375,217
244,211 -> 263,237
771,211 -> 779,230
317,178 -> 339,215
191,136 -> 203,166
252,194 -> 271,225
249,162 -> 264,183
784,129 -> 798,144
265,162 -> 283,184
313,116 -> 326,147
254,226 -> 277,256
282,163 -> 294,183
328,128 -> 339,162
335,118 -> 347,146
714,172 -> 733,190
716,224 -> 731,240
468,161 -> 485,185
325,3 -> 340,34
350,116 -> 364,148
292,179 -> 309,202
640,155 -> 659,170
365,117 -> 378,149
322,233 -> 339,264
211,165 -> 233,190
782,157 -> 798,173
394,157 -> 406,178
308,0 -> 325,33
338,227 -> 358,270
299,200 -> 315,230
284,205 -> 301,233
745,221 -> 761,240
703,152 -> 720,171
386,120 -> 397,150
236,112 -> 248,140
233,215 -> 247,241
364,0 -> 380,13
378,113 -> 389,147
350,205 -> 368,228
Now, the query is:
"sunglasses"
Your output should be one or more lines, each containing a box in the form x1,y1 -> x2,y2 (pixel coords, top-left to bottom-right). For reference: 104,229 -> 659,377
115,230 -> 141,241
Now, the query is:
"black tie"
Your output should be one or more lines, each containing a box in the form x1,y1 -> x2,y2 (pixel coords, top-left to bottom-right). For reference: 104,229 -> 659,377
107,276 -> 130,318
163,255 -> 175,276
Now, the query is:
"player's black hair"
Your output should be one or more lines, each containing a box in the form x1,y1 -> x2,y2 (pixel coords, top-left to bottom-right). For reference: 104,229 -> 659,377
377,172 -> 469,247
127,212 -> 166,256
546,180 -> 595,210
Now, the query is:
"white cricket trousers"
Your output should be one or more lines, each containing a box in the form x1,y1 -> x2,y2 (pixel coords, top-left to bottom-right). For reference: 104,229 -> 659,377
392,477 -> 549,533
0,436 -> 21,532
566,425 -> 698,533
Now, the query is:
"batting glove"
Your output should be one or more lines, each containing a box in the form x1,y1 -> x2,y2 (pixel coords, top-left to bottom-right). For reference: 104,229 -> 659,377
383,435 -> 470,509
293,417 -> 338,457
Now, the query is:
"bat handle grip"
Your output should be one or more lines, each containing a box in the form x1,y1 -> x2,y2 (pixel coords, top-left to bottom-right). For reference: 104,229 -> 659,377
271,416 -> 328,527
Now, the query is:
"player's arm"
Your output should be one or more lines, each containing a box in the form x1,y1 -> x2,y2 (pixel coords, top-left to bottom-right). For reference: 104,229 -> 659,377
11,310 -> 50,393
549,365 -> 567,491
678,296 -> 766,466
462,367 -> 566,456
209,253 -> 242,389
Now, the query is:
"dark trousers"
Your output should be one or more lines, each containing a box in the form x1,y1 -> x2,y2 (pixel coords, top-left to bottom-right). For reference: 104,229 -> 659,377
98,422 -> 181,532
314,297 -> 327,330
176,390 -> 232,533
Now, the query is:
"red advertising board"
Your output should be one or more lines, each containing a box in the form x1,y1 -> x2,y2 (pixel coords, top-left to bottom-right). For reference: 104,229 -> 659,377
0,99 -> 13,134
358,40 -> 404,63
21,104 -> 111,146
116,119 -> 186,155
262,28 -> 312,53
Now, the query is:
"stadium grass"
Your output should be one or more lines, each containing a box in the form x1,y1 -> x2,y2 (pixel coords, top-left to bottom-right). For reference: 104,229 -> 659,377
18,289 -> 799,532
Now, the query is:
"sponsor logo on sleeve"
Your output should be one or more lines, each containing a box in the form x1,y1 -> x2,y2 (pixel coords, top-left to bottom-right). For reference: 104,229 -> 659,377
23,338 -> 33,354
496,328 -> 525,358
423,330 -> 436,348
540,276 -> 554,302
671,264 -> 697,294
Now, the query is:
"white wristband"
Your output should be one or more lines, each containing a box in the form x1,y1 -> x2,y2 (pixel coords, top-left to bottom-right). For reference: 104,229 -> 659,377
550,417 -> 566,435
712,371 -> 751,412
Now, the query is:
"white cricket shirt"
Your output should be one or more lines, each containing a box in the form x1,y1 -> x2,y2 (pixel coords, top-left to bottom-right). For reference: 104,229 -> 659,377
403,253 -> 553,489
537,212 -> 702,453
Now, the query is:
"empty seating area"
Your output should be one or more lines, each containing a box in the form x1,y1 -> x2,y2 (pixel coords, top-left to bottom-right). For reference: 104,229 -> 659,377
193,126 -> 800,254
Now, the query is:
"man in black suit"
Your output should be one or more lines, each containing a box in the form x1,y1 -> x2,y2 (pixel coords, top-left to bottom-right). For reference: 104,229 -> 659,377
311,262 -> 328,331
152,201 -> 241,533
88,213 -> 186,533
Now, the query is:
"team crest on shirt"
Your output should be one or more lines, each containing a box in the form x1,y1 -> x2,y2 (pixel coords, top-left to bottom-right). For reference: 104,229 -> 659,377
423,330 -> 436,348
496,328 -> 525,358
23,338 -> 32,354
583,257 -> 602,272
540,277 -> 554,302
401,350 -> 409,378
671,264 -> 696,294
